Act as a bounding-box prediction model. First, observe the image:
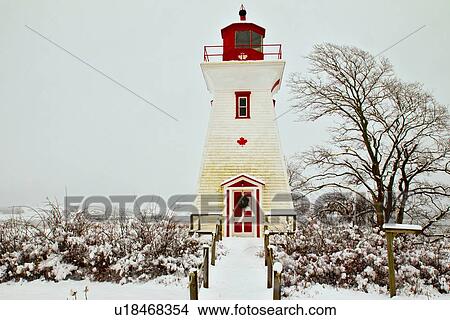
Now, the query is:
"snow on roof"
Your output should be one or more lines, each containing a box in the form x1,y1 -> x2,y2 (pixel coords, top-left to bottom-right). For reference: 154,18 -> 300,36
220,173 -> 265,186
383,223 -> 422,231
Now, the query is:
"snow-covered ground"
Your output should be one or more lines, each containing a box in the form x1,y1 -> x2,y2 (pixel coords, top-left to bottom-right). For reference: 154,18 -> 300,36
2,278 -> 447,300
286,284 -> 449,300
0,276 -> 188,300
199,237 -> 271,299
0,238 -> 270,300
0,237 -> 448,300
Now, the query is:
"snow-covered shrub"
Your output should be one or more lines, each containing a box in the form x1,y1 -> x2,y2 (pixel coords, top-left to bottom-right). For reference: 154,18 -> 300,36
0,205 -> 206,283
270,218 -> 449,297
109,219 -> 205,283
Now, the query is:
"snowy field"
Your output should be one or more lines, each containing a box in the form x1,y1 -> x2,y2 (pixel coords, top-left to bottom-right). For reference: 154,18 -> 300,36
286,284 -> 449,300
0,277 -> 187,300
0,238 -> 447,300
0,208 -> 37,221
1,277 -> 447,300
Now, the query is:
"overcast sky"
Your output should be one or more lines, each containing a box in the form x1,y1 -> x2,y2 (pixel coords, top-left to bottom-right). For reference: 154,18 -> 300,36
0,0 -> 449,208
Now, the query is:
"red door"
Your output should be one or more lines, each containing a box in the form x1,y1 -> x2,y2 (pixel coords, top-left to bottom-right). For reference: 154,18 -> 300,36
233,191 -> 253,234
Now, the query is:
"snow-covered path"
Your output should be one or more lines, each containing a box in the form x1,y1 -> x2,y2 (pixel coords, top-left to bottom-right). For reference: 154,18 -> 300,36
199,237 -> 271,299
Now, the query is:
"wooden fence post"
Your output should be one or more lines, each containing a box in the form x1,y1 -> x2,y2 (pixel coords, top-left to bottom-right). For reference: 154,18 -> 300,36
386,232 -> 396,298
382,223 -> 422,299
189,269 -> 198,300
211,232 -> 217,266
203,245 -> 209,288
219,219 -> 223,241
273,262 -> 282,300
264,227 -> 269,266
293,215 -> 297,232
267,247 -> 273,288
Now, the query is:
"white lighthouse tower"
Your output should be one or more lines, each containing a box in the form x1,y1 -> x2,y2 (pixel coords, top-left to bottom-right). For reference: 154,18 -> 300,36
197,6 -> 294,237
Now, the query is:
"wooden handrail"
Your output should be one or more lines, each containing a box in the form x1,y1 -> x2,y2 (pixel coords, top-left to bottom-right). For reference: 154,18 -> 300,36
263,224 -> 288,300
188,220 -> 222,299
189,214 -> 223,232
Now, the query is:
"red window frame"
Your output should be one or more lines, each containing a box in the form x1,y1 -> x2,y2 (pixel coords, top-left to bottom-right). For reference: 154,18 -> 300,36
235,91 -> 251,119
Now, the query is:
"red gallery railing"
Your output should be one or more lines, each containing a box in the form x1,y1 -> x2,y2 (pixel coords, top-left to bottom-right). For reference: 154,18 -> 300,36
203,44 -> 282,62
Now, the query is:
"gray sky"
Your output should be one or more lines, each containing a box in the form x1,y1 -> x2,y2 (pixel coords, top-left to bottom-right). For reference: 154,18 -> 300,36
0,0 -> 449,207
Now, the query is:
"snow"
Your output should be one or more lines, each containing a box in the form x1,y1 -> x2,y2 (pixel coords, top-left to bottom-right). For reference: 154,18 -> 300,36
199,237 -> 271,299
273,262 -> 283,273
1,276 -> 447,300
383,223 -> 422,231
0,278 -> 187,300
285,283 -> 449,300
38,254 -> 77,281
0,235 -> 448,300
0,238 -> 271,300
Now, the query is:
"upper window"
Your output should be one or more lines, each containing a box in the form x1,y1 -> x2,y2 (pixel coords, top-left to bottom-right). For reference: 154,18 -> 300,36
251,32 -> 262,52
235,92 -> 251,119
235,31 -> 250,48
238,97 -> 248,117
235,31 -> 263,52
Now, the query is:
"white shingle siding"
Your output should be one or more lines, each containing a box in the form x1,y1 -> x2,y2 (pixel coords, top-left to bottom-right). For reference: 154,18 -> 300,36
197,60 -> 293,215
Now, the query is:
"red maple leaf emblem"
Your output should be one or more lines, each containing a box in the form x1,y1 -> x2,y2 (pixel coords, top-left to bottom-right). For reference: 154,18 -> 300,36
237,137 -> 248,146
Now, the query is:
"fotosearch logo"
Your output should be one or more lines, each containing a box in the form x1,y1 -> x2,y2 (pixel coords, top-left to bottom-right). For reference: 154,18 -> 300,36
65,193 -> 295,221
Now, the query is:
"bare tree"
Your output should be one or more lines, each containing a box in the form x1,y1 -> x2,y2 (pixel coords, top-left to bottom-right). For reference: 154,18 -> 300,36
289,43 -> 450,229
286,156 -> 311,221
311,191 -> 373,226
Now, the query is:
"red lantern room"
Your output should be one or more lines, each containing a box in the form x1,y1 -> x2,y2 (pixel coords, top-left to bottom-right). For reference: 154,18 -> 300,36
221,5 -> 265,61
203,5 -> 282,62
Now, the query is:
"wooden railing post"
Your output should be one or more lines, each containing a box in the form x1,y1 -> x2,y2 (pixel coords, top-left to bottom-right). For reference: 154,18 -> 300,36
189,269 -> 198,300
218,219 -> 223,241
211,232 -> 217,266
267,247 -> 273,288
264,227 -> 269,266
203,245 -> 209,288
273,262 -> 282,300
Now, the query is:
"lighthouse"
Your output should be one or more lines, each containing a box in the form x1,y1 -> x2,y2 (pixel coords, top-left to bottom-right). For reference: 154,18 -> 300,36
197,6 -> 294,237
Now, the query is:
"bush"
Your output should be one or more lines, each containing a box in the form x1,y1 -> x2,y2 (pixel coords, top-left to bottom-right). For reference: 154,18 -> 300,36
270,218 -> 449,297
0,205 -> 206,284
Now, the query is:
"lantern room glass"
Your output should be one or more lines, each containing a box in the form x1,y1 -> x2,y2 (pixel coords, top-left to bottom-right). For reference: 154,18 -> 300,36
251,32 -> 262,52
235,31 -> 263,52
235,31 -> 250,48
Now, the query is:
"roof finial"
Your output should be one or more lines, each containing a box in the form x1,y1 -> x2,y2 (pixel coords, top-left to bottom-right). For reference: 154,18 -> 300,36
239,4 -> 247,21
